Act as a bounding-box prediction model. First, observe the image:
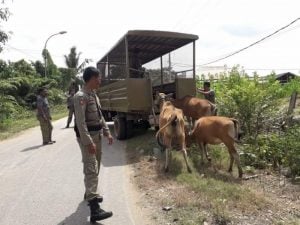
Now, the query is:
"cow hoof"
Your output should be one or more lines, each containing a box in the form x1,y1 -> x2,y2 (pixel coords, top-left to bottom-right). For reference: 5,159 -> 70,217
187,168 -> 192,173
164,167 -> 169,173
228,168 -> 233,173
207,157 -> 212,162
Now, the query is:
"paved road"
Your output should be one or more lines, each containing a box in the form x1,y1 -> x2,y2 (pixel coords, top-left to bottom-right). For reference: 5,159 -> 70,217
0,118 -> 147,225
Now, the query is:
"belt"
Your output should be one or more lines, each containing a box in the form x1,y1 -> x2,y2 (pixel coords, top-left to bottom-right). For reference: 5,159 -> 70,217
74,124 -> 102,138
87,125 -> 102,132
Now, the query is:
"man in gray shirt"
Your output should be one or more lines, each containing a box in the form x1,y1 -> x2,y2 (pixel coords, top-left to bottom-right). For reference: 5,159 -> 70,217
198,81 -> 216,103
36,87 -> 55,145
66,89 -> 75,128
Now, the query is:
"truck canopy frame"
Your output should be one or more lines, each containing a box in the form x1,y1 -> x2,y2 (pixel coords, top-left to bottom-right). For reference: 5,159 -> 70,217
97,30 -> 199,79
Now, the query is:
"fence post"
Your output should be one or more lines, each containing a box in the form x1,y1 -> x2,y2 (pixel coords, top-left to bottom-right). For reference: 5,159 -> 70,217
288,91 -> 298,115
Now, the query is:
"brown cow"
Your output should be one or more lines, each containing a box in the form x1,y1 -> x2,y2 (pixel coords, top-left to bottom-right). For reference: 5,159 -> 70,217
155,93 -> 192,173
170,95 -> 217,128
187,116 -> 243,178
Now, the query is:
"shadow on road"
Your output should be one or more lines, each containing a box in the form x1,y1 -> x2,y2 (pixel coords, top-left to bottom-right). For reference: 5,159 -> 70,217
101,125 -> 157,168
61,126 -> 74,130
57,201 -> 104,225
20,144 -> 44,152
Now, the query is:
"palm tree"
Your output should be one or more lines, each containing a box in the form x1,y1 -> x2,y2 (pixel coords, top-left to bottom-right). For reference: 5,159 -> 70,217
64,46 -> 81,69
64,46 -> 92,73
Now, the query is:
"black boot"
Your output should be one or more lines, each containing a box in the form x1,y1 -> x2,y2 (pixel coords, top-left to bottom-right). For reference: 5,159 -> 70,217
88,198 -> 113,223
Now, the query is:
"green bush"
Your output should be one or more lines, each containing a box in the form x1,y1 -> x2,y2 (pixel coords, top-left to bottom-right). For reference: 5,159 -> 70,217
47,88 -> 65,105
0,58 -> 70,123
212,68 -> 285,140
258,126 -> 300,177
0,94 -> 19,122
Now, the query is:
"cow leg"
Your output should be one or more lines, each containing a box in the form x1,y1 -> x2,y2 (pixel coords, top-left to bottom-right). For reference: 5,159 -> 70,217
165,148 -> 169,172
180,137 -> 192,173
198,142 -> 205,165
228,153 -> 234,173
205,144 -> 218,174
204,144 -> 211,162
224,141 -> 235,173
225,140 -> 243,178
164,138 -> 172,173
233,150 -> 243,178
187,117 -> 193,132
181,147 -> 192,173
188,117 -> 191,131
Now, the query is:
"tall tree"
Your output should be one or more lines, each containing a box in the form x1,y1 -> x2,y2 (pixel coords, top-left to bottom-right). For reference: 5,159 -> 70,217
32,60 -> 45,77
0,1 -> 10,52
64,46 -> 81,69
64,46 -> 92,73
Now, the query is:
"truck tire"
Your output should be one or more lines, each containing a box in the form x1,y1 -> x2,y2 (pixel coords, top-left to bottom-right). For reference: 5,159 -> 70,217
126,120 -> 134,139
114,117 -> 126,140
140,120 -> 150,130
102,110 -> 109,121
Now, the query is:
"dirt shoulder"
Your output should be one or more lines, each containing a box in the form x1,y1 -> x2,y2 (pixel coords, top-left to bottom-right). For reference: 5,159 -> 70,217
126,129 -> 300,225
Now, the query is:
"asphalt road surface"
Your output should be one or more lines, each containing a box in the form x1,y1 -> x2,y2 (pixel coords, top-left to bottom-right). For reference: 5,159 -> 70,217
0,118 -> 148,225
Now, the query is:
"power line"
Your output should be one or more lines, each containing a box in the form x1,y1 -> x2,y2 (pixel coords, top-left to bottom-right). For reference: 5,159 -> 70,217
198,17 -> 300,66
5,44 -> 39,60
4,45 -> 66,59
181,0 -> 222,32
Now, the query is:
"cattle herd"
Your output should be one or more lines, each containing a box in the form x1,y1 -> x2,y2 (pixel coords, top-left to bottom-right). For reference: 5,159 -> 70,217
155,92 -> 243,178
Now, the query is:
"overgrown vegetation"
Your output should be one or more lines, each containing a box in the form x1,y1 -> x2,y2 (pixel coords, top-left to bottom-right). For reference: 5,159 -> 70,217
0,46 -> 85,136
0,104 -> 68,140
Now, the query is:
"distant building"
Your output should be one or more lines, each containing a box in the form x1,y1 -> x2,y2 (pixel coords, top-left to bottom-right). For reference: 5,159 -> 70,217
275,72 -> 298,84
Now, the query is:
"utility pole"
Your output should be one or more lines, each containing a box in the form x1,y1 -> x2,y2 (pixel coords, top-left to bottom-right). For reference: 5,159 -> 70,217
43,31 -> 67,77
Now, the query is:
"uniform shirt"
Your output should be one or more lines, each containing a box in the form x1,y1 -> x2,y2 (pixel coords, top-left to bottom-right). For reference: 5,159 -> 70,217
74,86 -> 111,146
67,95 -> 75,109
204,90 -> 216,104
36,95 -> 50,118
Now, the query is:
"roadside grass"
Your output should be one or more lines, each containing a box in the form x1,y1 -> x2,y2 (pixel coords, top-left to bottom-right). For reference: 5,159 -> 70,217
0,105 -> 68,140
126,130 -> 269,224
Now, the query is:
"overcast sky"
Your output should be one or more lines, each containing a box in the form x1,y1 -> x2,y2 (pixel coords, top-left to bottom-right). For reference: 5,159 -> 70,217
1,0 -> 300,75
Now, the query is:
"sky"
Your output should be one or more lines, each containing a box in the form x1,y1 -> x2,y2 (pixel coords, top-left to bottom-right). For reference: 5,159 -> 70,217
1,0 -> 300,76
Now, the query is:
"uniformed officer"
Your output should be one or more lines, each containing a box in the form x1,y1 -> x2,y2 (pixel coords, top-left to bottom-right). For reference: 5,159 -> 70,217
36,87 -> 55,145
74,67 -> 113,223
65,89 -> 75,128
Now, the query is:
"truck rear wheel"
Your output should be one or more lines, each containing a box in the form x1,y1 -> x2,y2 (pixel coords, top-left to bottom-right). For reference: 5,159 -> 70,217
126,120 -> 134,139
114,117 -> 126,140
140,120 -> 150,130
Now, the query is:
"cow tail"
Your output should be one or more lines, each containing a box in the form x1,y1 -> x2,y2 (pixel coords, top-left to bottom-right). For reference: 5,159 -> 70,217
230,118 -> 240,143
171,115 -> 178,127
155,114 -> 177,148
